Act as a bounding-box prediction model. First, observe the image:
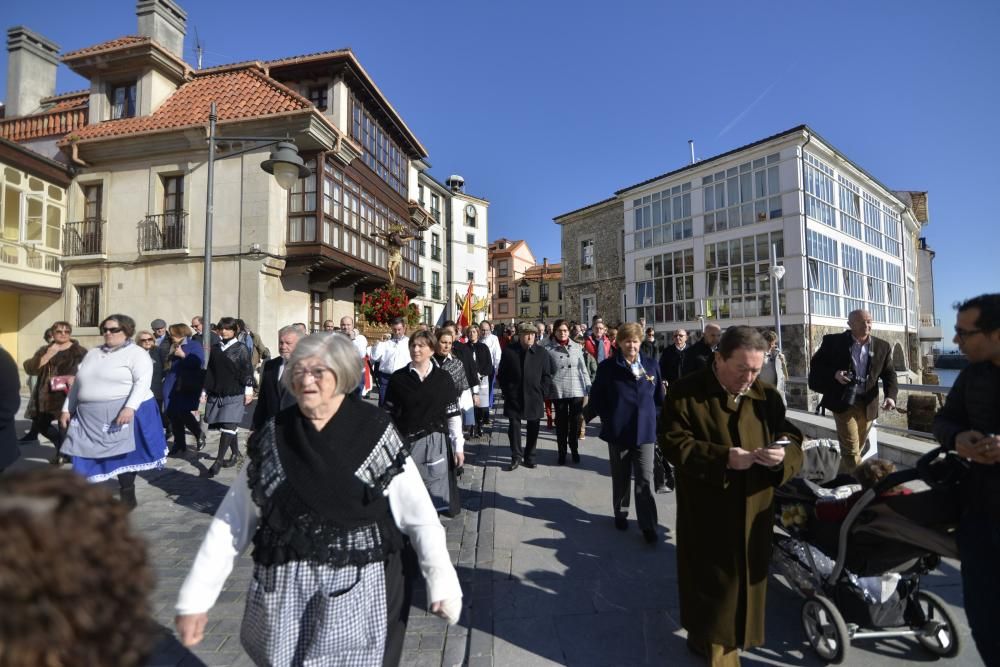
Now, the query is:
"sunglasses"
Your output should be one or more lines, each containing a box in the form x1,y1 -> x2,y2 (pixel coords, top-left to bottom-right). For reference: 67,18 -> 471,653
137,337 -> 154,343
100,327 -> 123,334
53,329 -> 71,334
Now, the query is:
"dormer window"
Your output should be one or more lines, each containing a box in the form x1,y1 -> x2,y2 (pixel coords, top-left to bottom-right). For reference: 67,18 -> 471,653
109,82 -> 137,119
308,86 -> 327,111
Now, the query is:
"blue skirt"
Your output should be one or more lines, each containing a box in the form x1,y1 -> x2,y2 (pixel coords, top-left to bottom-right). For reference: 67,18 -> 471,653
72,398 -> 168,483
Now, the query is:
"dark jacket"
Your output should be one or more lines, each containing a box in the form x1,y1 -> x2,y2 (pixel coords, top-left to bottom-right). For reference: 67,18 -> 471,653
659,344 -> 690,385
586,352 -> 663,447
498,341 -> 554,421
933,361 -> 1000,517
808,331 -> 898,419
469,341 -> 494,381
0,345 -> 20,471
149,347 -> 164,401
204,340 -> 254,397
659,367 -> 803,648
640,339 -> 658,360
22,340 -> 87,414
163,340 -> 205,414
253,357 -> 297,431
451,340 -> 480,390
684,339 -> 714,375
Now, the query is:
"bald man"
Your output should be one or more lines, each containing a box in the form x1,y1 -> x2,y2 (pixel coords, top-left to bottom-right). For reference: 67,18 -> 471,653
685,323 -> 721,375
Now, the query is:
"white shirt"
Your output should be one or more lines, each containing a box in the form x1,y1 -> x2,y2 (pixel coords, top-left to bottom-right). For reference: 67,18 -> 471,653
372,336 -> 411,374
175,460 -> 463,619
481,332 -> 501,369
346,331 -> 369,359
64,343 -> 153,413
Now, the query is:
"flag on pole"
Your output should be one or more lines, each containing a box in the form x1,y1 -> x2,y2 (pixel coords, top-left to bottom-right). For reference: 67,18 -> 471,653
457,280 -> 474,328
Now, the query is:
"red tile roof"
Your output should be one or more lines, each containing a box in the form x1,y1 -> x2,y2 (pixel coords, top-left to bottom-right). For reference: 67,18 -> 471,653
45,93 -> 89,113
61,35 -> 150,59
61,66 -> 312,144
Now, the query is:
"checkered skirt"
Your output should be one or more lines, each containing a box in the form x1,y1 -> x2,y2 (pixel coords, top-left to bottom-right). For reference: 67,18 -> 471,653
240,559 -> 388,666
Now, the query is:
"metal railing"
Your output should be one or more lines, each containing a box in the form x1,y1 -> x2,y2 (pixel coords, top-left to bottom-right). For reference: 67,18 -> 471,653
64,219 -> 105,256
139,212 -> 188,252
431,286 -> 441,300
431,247 -> 441,261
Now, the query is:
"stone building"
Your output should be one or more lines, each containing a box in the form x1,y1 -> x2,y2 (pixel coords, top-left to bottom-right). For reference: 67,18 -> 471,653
488,238 -> 535,324
514,259 -> 562,321
0,0 -> 441,357
553,197 -> 624,326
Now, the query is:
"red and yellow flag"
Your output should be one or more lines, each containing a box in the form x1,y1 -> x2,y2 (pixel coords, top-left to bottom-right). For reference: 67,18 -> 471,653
457,280 -> 474,328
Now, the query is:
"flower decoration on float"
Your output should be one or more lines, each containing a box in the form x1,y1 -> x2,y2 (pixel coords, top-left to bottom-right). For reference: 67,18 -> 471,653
360,286 -> 421,327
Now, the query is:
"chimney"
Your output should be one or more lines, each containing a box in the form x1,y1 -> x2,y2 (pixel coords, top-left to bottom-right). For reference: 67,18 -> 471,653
688,139 -> 696,164
5,27 -> 59,117
543,257 -> 548,268
136,0 -> 187,58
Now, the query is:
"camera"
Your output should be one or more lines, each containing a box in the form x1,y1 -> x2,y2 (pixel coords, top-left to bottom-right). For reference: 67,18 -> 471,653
840,369 -> 865,405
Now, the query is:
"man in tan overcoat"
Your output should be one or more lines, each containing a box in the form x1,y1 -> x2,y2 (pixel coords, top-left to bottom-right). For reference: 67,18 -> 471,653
660,326 -> 803,666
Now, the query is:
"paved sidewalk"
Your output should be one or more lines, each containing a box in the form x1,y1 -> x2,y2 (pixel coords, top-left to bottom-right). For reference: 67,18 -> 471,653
7,403 -> 980,666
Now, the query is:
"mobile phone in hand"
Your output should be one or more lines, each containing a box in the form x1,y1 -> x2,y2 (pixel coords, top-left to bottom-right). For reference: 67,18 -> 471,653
769,438 -> 791,449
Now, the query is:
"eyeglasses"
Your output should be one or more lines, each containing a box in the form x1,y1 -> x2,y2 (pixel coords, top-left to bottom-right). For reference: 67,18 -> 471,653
137,337 -> 154,343
954,327 -> 984,341
673,334 -> 687,339
53,329 -> 71,334
100,327 -> 123,334
291,367 -> 334,383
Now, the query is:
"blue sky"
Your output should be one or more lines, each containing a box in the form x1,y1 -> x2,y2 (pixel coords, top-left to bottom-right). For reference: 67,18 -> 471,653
3,0 -> 998,326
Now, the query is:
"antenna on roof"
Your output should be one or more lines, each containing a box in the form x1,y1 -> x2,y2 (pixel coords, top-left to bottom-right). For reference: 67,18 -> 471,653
194,26 -> 203,69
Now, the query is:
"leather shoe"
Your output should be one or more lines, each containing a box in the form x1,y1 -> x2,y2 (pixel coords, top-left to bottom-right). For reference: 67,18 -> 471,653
522,460 -> 537,469
643,529 -> 658,544
196,432 -> 207,451
557,454 -> 566,465
572,451 -> 581,464
507,459 -> 520,471
206,461 -> 222,478
614,517 -> 628,531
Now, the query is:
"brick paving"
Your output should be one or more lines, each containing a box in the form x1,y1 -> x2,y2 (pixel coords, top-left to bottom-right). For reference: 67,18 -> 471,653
7,399 -> 980,666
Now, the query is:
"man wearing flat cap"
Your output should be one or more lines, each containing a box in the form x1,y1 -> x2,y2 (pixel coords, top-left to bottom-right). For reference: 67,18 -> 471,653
497,322 -> 554,470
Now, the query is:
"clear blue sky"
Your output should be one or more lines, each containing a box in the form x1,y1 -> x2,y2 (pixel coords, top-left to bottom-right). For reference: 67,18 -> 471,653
3,0 -> 998,326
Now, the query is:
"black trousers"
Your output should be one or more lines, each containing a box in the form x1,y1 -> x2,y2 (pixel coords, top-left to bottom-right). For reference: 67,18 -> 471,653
508,417 -> 540,463
168,411 -> 202,450
31,412 -> 63,450
553,397 -> 584,458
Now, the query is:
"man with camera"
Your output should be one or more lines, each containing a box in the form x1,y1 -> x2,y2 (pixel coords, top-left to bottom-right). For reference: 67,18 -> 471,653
808,309 -> 897,473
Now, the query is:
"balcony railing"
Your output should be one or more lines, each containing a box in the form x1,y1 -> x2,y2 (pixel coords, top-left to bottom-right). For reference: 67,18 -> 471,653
431,285 -> 442,300
430,208 -> 441,223
139,212 -> 188,252
431,247 -> 441,261
498,287 -> 509,298
64,219 -> 105,257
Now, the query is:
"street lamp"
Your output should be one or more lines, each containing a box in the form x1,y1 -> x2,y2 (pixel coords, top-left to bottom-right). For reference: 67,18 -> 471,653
769,243 -> 786,350
201,102 -> 310,367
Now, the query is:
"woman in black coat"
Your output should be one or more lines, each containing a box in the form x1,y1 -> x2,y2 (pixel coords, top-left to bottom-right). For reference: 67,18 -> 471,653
0,344 -> 20,473
497,322 -> 554,470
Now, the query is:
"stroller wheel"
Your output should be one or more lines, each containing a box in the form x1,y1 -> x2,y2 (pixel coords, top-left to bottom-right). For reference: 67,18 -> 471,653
801,595 -> 850,664
914,590 -> 962,658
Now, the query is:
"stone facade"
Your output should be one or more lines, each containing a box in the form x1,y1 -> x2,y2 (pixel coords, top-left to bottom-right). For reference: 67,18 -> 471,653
555,198 -> 624,325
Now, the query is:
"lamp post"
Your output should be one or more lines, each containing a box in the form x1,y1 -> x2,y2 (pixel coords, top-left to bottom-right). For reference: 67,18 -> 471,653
201,101 -> 311,368
769,243 -> 786,350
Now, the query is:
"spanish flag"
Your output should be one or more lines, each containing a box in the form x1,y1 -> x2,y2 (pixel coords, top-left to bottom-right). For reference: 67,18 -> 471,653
457,280 -> 474,328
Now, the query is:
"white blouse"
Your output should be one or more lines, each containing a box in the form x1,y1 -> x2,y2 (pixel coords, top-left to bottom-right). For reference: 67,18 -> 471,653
175,456 -> 463,623
64,343 -> 153,413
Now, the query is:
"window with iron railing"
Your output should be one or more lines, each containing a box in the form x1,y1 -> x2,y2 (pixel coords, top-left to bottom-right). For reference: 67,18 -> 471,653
431,233 -> 441,261
519,285 -> 531,303
498,283 -> 509,298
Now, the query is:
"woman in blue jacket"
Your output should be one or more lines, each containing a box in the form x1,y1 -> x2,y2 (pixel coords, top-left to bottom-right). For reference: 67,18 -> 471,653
585,322 -> 664,544
162,323 -> 205,456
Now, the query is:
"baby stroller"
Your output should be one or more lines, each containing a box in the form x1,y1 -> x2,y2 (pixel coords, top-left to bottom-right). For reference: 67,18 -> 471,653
772,444 -> 965,664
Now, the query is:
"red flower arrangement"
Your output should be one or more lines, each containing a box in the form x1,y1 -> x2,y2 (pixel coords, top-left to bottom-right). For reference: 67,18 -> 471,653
360,286 -> 421,326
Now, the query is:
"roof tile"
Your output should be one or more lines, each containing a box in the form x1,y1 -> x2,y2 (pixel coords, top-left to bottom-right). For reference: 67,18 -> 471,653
62,67 -> 311,144
61,35 -> 150,59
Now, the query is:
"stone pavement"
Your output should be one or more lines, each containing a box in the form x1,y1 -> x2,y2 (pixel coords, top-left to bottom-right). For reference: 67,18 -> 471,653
7,401 -> 983,666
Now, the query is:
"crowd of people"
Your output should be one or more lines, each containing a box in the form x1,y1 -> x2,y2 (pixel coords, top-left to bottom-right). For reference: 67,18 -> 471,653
0,291 -> 997,666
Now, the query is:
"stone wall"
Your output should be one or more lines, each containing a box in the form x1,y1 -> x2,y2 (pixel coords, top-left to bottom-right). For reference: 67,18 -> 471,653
558,200 -> 624,323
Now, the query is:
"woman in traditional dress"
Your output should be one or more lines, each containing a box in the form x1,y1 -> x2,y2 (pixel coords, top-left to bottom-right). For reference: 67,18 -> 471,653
203,316 -> 254,477
59,314 -> 168,509
175,333 -> 461,666
465,324 -> 493,437
384,329 -> 464,514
